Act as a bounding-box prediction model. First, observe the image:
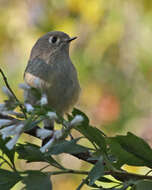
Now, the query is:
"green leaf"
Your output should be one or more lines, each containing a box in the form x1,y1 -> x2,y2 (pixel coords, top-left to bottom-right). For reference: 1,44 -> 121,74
108,138 -> 145,167
85,180 -> 103,188
22,170 -> 52,190
24,119 -> 43,132
134,180 -> 152,190
16,143 -> 65,170
97,176 -> 117,183
75,124 -> 107,152
72,108 -> 107,152
88,157 -> 104,185
0,169 -> 21,190
0,138 -> 15,165
108,132 -> 152,168
47,138 -> 89,155
72,108 -> 89,125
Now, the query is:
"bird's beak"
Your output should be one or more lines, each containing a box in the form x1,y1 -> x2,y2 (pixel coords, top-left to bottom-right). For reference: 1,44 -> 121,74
67,36 -> 77,43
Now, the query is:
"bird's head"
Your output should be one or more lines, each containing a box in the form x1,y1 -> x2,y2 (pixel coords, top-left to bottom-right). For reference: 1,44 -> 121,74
29,31 -> 77,61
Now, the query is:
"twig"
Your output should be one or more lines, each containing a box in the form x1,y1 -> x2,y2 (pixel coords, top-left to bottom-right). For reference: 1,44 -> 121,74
0,68 -> 27,119
40,164 -> 51,171
76,177 -> 89,190
105,170 -> 152,181
47,169 -> 89,176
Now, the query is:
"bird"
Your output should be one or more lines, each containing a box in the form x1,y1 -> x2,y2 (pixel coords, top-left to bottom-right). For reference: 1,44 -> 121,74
24,31 -> 81,130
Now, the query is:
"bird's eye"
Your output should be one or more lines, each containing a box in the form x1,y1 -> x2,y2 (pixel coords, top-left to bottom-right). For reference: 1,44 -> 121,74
49,36 -> 58,44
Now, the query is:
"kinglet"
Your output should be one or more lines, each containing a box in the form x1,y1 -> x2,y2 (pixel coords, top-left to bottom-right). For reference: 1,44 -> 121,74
24,31 -> 80,127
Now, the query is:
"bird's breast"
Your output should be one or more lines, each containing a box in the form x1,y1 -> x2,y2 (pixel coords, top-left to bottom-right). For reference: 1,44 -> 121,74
46,64 -> 80,114
24,59 -> 80,114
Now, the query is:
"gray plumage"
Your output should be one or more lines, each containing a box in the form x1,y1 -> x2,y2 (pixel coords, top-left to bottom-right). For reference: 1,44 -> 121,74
24,31 -> 80,115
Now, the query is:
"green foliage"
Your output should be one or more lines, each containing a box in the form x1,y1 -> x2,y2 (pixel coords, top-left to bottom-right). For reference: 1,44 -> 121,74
0,105 -> 152,189
133,180 -> 152,190
16,143 -> 65,170
108,133 -> 152,168
0,169 -> 21,190
21,170 -> 52,190
46,138 -> 89,155
0,138 -> 15,166
88,157 -> 104,185
73,108 -> 107,152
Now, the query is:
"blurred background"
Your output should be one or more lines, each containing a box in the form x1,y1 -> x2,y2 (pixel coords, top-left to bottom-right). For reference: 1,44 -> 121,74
1,0 -> 152,189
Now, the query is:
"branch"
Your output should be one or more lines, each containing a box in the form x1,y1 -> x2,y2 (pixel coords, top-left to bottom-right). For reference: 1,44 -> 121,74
47,169 -> 89,176
0,68 -> 27,118
46,169 -> 152,182
107,170 -> 152,181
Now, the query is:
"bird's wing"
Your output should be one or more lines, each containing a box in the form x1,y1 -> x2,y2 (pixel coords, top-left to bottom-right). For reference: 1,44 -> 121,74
24,58 -> 52,89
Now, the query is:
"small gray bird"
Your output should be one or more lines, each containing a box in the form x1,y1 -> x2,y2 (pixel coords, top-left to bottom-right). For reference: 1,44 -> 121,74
24,31 -> 81,128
